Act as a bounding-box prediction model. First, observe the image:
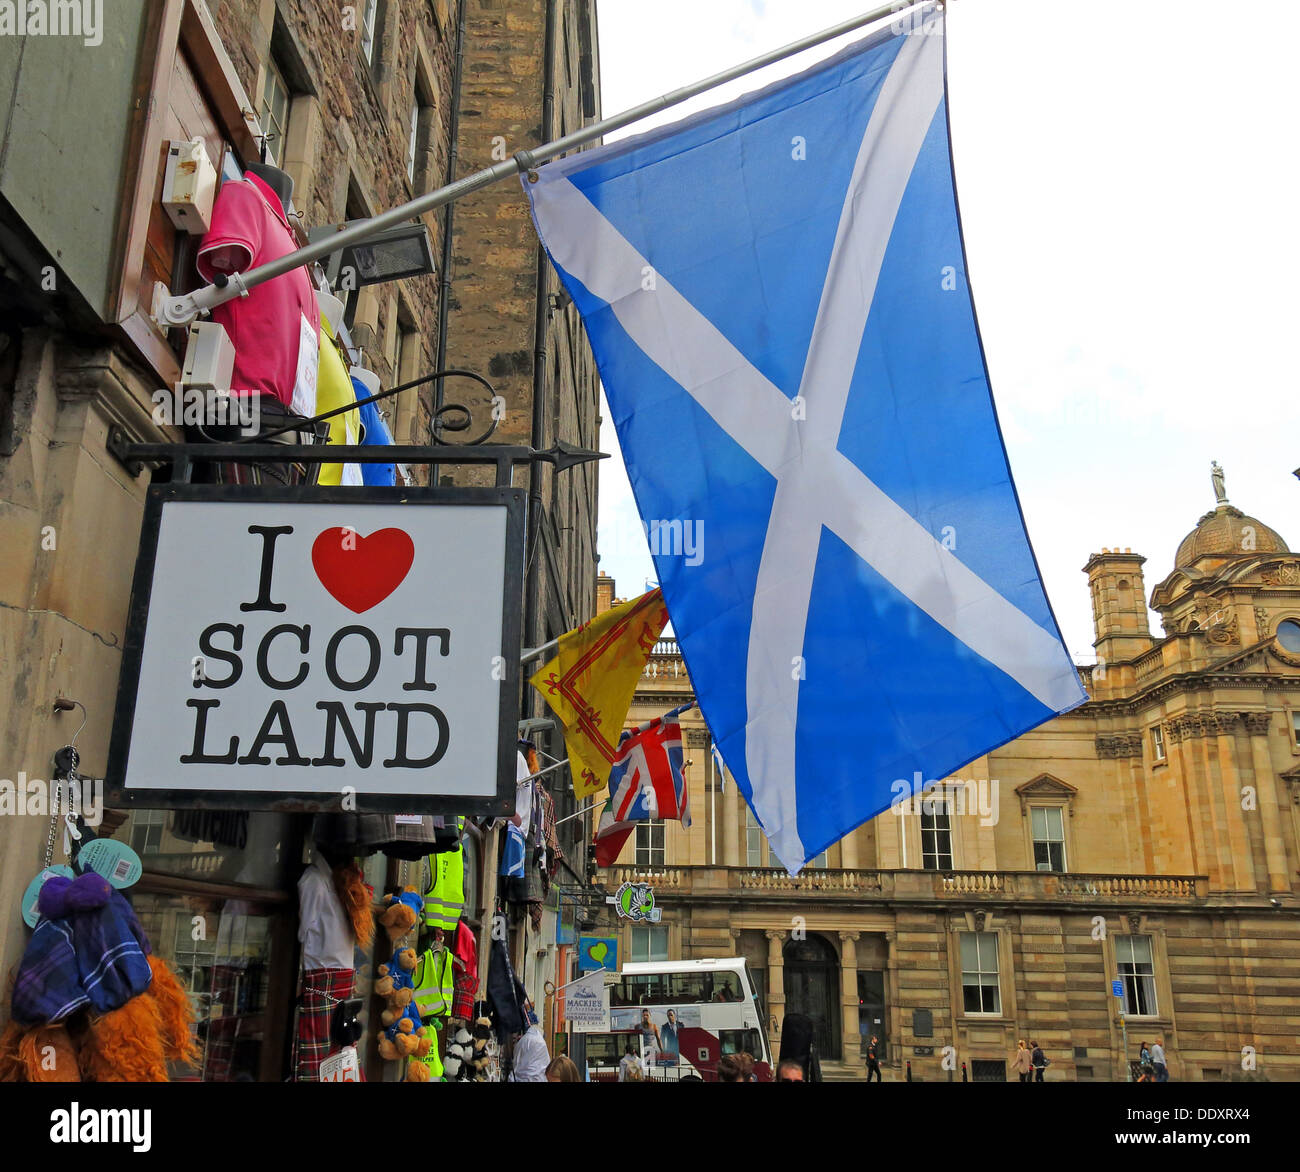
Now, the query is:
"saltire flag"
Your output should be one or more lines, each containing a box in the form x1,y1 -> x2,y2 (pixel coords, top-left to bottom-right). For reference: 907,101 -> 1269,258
524,3 -> 1086,874
530,588 -> 670,801
594,705 -> 691,868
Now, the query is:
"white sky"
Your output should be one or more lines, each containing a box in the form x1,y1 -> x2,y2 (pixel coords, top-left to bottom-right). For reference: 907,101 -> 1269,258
591,0 -> 1300,663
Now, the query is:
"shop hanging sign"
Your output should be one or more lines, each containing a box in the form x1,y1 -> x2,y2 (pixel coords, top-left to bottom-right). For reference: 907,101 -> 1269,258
565,976 -> 610,1033
607,880 -> 660,922
577,935 -> 619,972
106,485 -> 524,815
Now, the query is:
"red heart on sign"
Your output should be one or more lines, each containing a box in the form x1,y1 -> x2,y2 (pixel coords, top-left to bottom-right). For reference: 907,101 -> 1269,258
311,527 -> 415,613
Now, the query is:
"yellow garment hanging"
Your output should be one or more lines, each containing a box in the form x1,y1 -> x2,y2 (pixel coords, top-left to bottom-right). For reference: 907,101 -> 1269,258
316,314 -> 361,486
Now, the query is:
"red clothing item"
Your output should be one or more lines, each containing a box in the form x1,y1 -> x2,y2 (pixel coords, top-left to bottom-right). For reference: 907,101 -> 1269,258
196,172 -> 319,413
451,921 -> 478,1020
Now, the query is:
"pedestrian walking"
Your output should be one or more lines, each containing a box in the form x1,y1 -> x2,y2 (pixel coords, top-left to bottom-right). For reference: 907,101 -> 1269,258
865,1034 -> 882,1082
1150,1037 -> 1168,1082
1011,1039 -> 1034,1083
1030,1040 -> 1049,1082
545,1055 -> 581,1082
618,1041 -> 643,1082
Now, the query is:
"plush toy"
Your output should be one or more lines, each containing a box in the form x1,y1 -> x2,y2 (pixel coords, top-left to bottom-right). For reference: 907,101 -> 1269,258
444,1024 -> 473,1081
0,875 -> 197,1083
374,946 -> 417,1028
468,1015 -> 495,1082
404,1024 -> 444,1082
378,887 -> 422,943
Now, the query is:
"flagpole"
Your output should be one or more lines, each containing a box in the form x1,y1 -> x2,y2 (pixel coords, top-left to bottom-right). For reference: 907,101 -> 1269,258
710,749 -> 717,866
155,0 -> 934,327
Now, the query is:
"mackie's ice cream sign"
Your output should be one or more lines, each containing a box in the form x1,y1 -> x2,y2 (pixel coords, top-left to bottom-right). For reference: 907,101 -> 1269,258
107,486 -> 524,815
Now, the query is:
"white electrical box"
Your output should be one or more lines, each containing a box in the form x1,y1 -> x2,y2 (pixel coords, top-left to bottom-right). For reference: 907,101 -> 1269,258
181,321 -> 235,393
162,138 -> 217,233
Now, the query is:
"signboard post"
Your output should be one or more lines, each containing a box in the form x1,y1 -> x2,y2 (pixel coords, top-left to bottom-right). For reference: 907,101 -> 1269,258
106,485 -> 525,814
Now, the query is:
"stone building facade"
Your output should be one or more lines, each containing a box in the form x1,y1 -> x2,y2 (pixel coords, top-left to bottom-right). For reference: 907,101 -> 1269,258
595,480 -> 1300,1081
0,0 -> 599,1079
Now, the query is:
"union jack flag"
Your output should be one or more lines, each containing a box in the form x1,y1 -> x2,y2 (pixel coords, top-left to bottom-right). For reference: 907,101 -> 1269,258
593,705 -> 692,868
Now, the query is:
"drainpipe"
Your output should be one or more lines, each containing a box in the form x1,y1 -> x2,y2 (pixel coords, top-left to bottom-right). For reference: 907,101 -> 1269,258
432,0 -> 467,483
524,0 -> 559,717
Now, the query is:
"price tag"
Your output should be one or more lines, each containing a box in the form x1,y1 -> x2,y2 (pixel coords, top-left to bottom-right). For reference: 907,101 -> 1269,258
319,1045 -> 362,1082
21,865 -> 75,927
77,838 -> 143,888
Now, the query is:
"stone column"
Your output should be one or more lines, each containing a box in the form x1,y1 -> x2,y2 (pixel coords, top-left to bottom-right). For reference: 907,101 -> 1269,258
839,931 -> 861,1065
884,929 -> 900,1070
723,773 -> 740,867
1211,713 -> 1254,891
1244,712 -> 1291,893
765,930 -> 786,1047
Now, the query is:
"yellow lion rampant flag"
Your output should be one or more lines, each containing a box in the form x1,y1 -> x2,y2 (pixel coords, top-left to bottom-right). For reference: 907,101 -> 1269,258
530,588 -> 670,800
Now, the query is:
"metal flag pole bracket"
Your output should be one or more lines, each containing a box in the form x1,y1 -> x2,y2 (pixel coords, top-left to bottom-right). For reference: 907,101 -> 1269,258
149,0 -> 932,330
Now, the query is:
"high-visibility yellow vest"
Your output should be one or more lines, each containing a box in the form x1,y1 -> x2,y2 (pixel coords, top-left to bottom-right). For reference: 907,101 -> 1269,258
423,819 -> 465,931
412,946 -> 455,1020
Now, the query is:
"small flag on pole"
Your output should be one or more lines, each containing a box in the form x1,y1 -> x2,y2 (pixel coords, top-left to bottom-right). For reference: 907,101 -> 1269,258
530,589 -> 670,801
710,742 -> 728,794
594,704 -> 691,868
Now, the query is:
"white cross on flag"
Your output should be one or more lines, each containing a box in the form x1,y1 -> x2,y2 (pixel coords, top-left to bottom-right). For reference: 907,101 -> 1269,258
525,4 -> 1085,874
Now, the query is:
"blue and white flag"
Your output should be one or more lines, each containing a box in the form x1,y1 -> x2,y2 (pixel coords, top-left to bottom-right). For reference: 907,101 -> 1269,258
524,5 -> 1085,874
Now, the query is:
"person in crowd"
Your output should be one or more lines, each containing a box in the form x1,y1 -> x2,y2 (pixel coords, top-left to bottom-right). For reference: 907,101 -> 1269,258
1150,1037 -> 1169,1082
865,1034 -> 883,1083
776,1058 -> 805,1082
619,1041 -> 643,1082
1030,1040 -> 1048,1082
509,1021 -> 551,1082
1011,1039 -> 1034,1083
639,1007 -> 661,1065
545,1055 -> 581,1082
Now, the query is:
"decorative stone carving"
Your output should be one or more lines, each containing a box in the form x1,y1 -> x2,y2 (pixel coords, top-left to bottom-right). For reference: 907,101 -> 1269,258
1127,913 -> 1141,934
1254,607 -> 1270,635
1243,712 -> 1273,736
973,911 -> 986,932
1096,732 -> 1144,759
1261,562 -> 1300,586
1015,774 -> 1078,815
686,730 -> 710,748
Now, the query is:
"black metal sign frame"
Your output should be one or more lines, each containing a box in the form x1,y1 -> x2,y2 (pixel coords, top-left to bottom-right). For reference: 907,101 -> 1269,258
105,481 -> 526,817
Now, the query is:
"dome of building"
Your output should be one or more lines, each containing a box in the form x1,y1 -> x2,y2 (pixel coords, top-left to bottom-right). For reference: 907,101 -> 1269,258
1174,504 -> 1289,569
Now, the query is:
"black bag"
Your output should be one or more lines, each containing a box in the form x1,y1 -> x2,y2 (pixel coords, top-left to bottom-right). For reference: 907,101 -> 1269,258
329,997 -> 364,1047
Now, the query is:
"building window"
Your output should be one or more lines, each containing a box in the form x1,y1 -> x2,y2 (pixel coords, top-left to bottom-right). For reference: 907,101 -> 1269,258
920,798 -> 953,870
406,101 -> 419,183
1291,709 -> 1300,749
130,809 -> 166,855
807,850 -> 829,870
630,924 -> 669,963
258,58 -> 291,168
1030,806 -> 1066,872
1117,934 -> 1158,1016
745,807 -> 764,868
635,821 -> 664,868
1151,725 -> 1166,762
360,0 -> 379,64
959,931 -> 1000,1015
1276,619 -> 1300,654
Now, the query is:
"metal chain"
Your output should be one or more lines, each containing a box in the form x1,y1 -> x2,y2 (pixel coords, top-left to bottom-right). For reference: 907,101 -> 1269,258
42,746 -> 77,869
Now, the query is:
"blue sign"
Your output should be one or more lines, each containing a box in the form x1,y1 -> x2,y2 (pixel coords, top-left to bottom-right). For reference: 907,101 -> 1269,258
577,936 -> 618,973
1112,979 -> 1124,997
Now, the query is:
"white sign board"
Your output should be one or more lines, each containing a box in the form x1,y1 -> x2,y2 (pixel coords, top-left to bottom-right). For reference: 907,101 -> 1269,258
108,487 -> 524,814
565,977 -> 611,1033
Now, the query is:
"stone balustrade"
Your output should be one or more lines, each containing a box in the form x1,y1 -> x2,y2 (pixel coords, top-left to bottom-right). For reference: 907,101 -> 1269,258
600,865 -> 1208,903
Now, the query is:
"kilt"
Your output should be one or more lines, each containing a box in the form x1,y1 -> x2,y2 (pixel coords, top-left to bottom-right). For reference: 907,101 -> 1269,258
295,967 -> 356,1082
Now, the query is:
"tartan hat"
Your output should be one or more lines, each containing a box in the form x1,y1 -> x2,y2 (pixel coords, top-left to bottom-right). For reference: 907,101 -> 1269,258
11,873 -> 153,1026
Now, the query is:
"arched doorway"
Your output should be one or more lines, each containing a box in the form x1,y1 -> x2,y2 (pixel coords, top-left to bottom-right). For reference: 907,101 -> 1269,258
783,934 -> 841,1060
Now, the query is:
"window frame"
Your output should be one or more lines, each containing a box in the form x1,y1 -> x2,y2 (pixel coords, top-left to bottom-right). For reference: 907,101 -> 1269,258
360,0 -> 380,65
958,930 -> 1001,1017
919,795 -> 954,871
1150,724 -> 1167,763
257,55 -> 291,168
1116,933 -> 1159,1018
634,820 -> 665,869
629,924 -> 669,963
1029,804 -> 1067,873
744,806 -> 765,868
